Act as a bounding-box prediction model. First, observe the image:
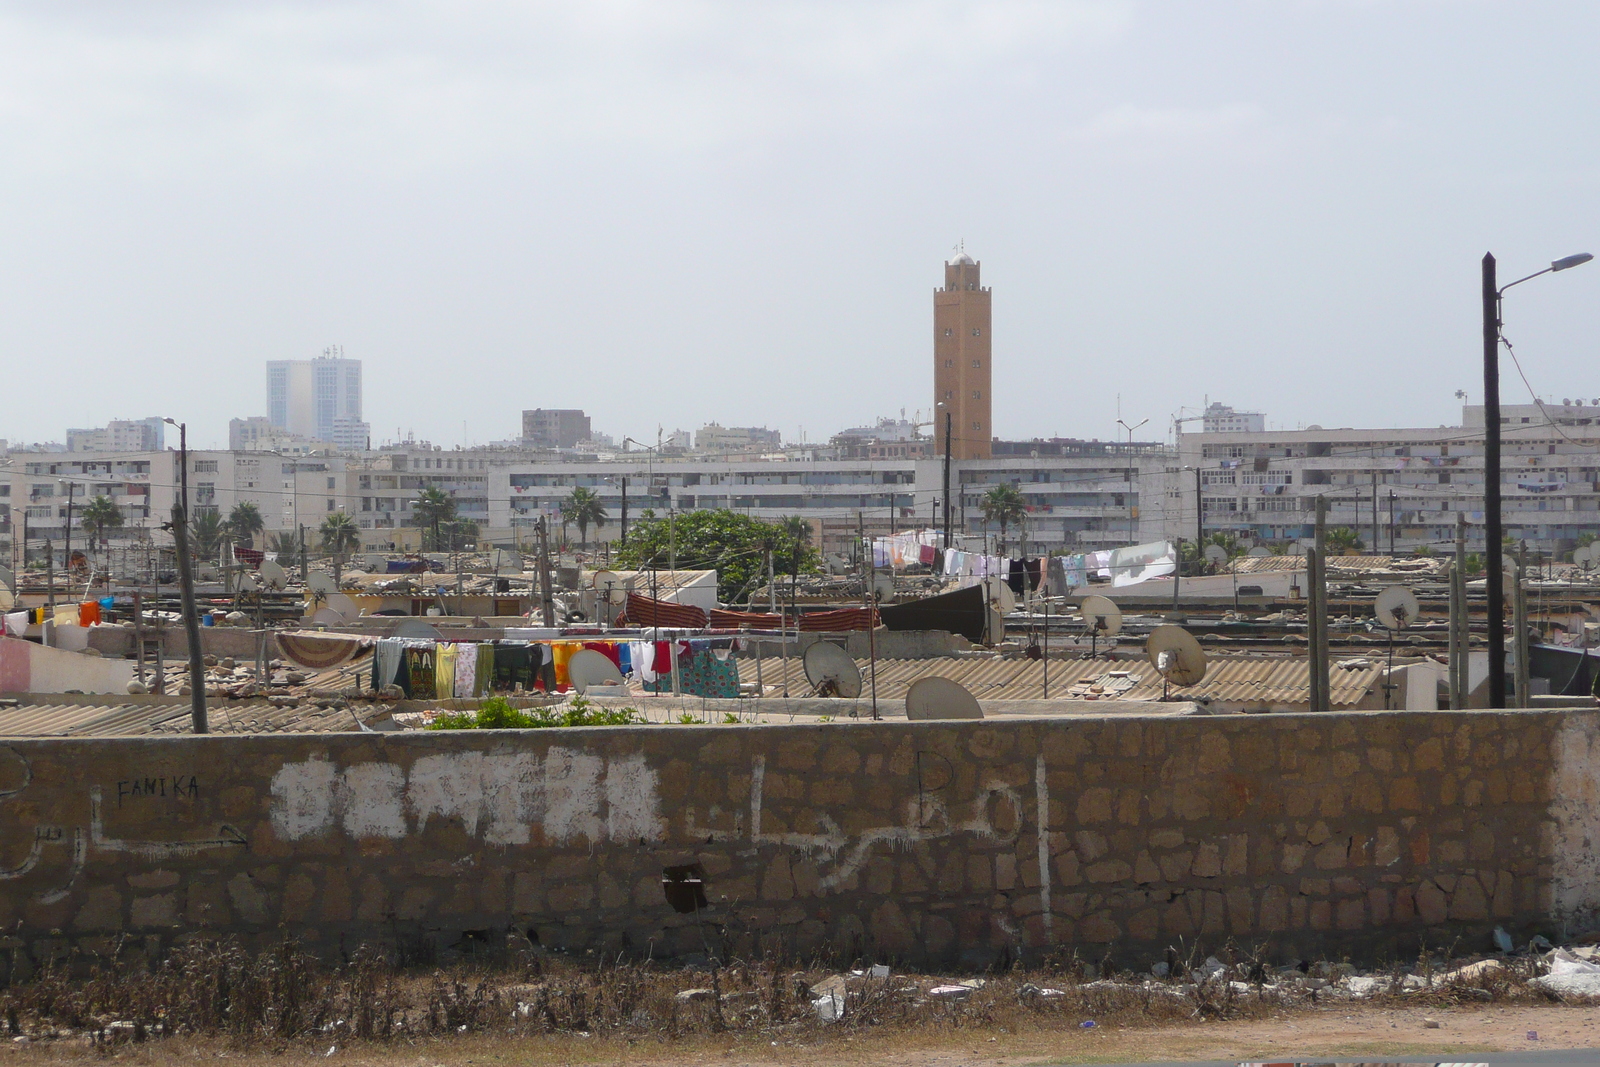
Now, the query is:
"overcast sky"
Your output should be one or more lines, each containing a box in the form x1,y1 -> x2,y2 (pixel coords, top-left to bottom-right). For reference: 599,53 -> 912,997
2,1 -> 1596,451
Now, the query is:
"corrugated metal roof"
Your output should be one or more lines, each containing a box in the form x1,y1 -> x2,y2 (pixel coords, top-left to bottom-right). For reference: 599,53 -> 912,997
741,653 -> 1382,707
1226,554 -> 1450,578
0,699 -> 368,737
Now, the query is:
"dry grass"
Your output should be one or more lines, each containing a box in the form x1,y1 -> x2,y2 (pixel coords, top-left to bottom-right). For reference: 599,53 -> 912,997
0,935 -> 1564,1056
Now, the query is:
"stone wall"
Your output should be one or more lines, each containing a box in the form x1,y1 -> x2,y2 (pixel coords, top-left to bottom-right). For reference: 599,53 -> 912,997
0,710 -> 1591,973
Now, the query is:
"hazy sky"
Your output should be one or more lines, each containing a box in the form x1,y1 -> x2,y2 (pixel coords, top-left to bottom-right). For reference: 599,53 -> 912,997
2,1 -> 1596,450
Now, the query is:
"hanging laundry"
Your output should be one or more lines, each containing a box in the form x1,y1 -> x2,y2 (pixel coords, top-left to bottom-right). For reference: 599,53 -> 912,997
676,649 -> 740,698
491,643 -> 536,692
407,647 -> 437,700
435,643 -> 458,699
454,643 -> 479,698
473,644 -> 493,697
550,641 -> 581,688
4,612 -> 27,637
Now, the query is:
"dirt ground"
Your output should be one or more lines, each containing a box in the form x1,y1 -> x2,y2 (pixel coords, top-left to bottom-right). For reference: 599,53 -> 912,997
5,1003 -> 1599,1066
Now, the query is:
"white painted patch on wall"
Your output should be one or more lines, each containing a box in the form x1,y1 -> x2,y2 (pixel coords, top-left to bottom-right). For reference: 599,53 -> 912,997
268,746 -> 660,846
1551,714 -> 1600,922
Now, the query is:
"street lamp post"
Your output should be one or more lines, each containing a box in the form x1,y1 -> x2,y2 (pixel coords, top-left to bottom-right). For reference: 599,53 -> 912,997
1117,418 -> 1149,546
937,402 -> 952,554
1481,250 -> 1592,708
58,480 -> 79,587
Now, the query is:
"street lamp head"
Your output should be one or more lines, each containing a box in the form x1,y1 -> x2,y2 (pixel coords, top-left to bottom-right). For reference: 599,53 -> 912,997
1553,253 -> 1594,272
162,418 -> 179,427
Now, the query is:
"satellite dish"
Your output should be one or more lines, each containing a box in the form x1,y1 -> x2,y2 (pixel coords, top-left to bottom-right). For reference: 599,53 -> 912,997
1204,544 -> 1228,564
568,649 -> 626,693
905,676 -> 984,720
495,549 -> 523,571
391,618 -> 444,641
0,588 -> 13,612
988,578 -> 1015,613
260,560 -> 289,590
307,571 -> 336,597
237,572 -> 259,592
1145,624 -> 1209,688
803,642 -> 862,698
1248,547 -> 1270,557
1374,586 -> 1420,630
1288,542 -> 1306,556
327,592 -> 361,617
1080,595 -> 1122,636
310,607 -> 345,626
0,566 -> 13,593
592,570 -> 628,604
363,554 -> 385,570
871,574 -> 896,603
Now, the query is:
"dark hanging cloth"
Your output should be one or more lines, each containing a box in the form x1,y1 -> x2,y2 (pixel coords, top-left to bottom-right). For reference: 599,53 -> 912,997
491,643 -> 536,691
406,647 -> 436,700
1007,558 -> 1027,596
1024,557 -> 1043,590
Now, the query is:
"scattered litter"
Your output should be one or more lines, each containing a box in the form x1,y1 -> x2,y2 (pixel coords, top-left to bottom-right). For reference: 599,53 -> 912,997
1530,934 -> 1555,953
1531,972 -> 1600,998
1017,983 -> 1065,999
1198,956 -> 1226,978
1528,1030 -> 1540,1041
325,1045 -> 337,1057
1150,961 -> 1169,977
674,988 -> 714,1003
1079,1019 -> 1097,1029
1339,975 -> 1389,997
1493,925 -> 1515,954
1423,1017 -> 1441,1029
1442,958 -> 1504,983
811,992 -> 844,1023
870,963 -> 891,978
1549,950 -> 1600,976
929,985 -> 975,1000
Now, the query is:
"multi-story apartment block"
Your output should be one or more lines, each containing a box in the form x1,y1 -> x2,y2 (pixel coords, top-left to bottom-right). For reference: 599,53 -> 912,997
65,418 -> 165,453
521,410 -> 591,450
693,424 -> 782,452
1175,402 -> 1600,554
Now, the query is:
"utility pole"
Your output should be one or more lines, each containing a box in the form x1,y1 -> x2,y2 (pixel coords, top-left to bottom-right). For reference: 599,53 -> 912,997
1513,543 -> 1529,708
1450,513 -> 1466,709
171,501 -> 207,734
536,517 -> 556,626
619,475 -> 628,545
1307,496 -> 1329,712
1370,471 -> 1379,556
1482,253 -> 1506,708
1388,491 -> 1396,556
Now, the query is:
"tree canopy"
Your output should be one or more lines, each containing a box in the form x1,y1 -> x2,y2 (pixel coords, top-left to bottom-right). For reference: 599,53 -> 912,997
561,486 -> 609,544
611,509 -> 820,603
227,502 -> 265,545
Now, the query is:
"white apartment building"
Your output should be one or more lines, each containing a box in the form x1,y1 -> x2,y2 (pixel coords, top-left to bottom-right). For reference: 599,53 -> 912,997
1175,403 -> 1600,554
65,418 -> 165,453
267,352 -> 370,451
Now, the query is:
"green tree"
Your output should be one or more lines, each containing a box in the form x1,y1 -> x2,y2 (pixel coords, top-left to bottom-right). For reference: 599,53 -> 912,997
78,496 -> 123,564
413,487 -> 456,550
979,484 -> 1027,551
226,501 -> 265,547
320,511 -> 360,587
188,509 -> 225,562
612,509 -> 820,602
1325,527 -> 1364,555
270,528 -> 301,559
776,515 -> 813,573
561,486 -> 609,545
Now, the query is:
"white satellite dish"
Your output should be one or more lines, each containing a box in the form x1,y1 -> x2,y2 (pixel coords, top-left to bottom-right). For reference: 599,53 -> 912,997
988,579 -> 1015,613
1145,624 -> 1209,689
237,572 -> 259,592
495,549 -> 523,571
0,565 -> 13,593
0,588 -> 13,612
307,571 -> 336,597
1288,542 -> 1306,557
260,559 -> 289,591
871,574 -> 896,603
1204,544 -> 1228,564
1374,586 -> 1420,630
592,570 -> 628,604
391,618 -> 443,641
803,642 -> 862,698
327,592 -> 362,618
1248,546 -> 1271,557
905,676 -> 984,720
568,649 -> 626,693
1079,595 -> 1122,636
363,554 -> 386,571
310,607 -> 345,626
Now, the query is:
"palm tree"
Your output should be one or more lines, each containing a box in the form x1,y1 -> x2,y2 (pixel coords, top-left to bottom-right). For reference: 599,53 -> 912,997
188,510 -> 225,562
413,486 -> 456,551
1325,527 -> 1364,556
561,486 -> 609,545
226,502 -> 265,548
270,528 -> 301,559
979,484 -> 1027,552
320,512 -> 360,588
79,496 -> 123,566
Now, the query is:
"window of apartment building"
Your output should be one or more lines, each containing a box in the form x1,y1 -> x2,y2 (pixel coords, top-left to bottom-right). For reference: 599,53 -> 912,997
327,477 -> 336,489
25,506 -> 49,519
971,328 -> 982,336
195,482 -> 215,504
972,421 -> 982,432
972,390 -> 982,400
944,359 -> 953,368
943,328 -> 952,336
361,498 -> 372,511
972,359 -> 981,368
327,499 -> 335,511
944,390 -> 953,399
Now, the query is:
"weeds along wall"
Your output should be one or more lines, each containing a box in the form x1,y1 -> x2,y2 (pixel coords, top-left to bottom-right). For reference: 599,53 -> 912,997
1,710 -> 1597,974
